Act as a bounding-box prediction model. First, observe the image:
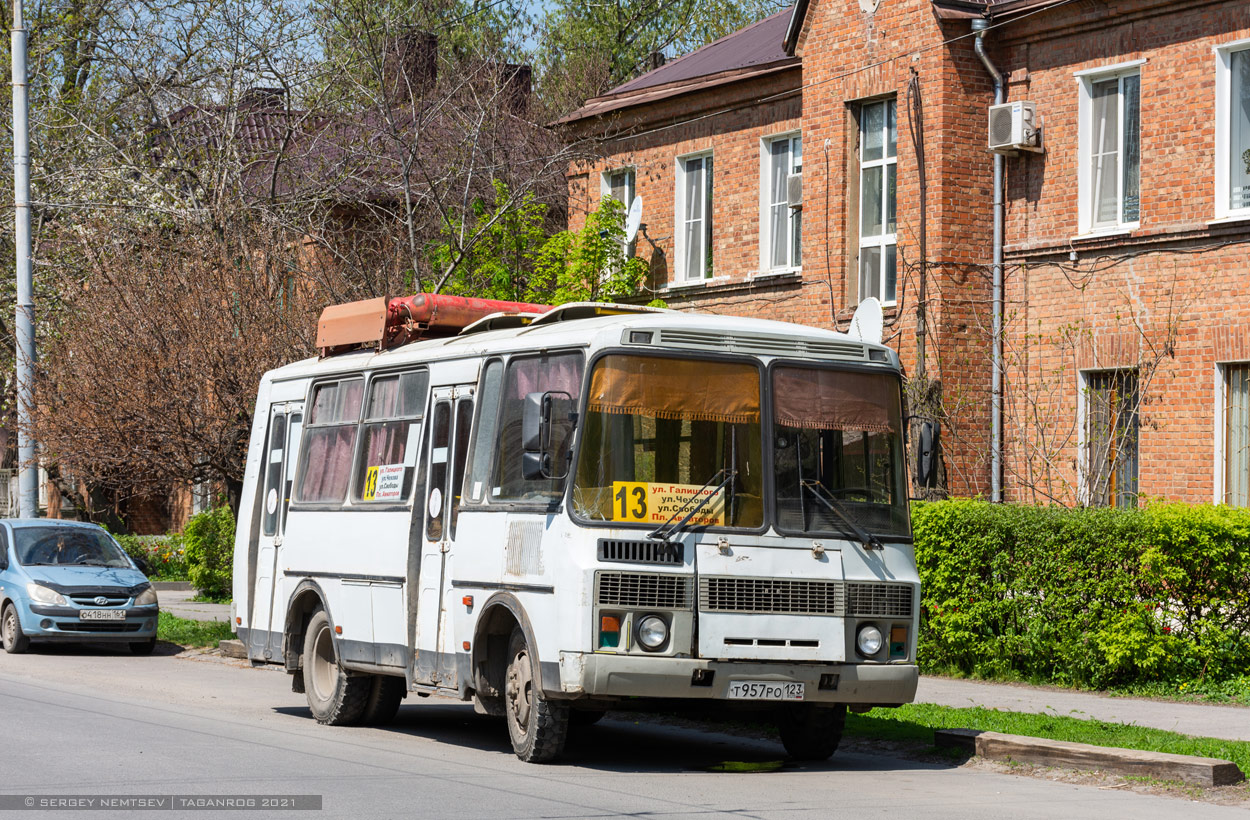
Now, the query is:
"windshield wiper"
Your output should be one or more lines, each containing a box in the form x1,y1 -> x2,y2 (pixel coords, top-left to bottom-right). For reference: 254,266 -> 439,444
799,480 -> 884,551
648,468 -> 737,543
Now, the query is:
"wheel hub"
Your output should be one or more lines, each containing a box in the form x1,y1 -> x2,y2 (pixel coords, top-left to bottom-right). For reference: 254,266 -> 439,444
507,650 -> 533,730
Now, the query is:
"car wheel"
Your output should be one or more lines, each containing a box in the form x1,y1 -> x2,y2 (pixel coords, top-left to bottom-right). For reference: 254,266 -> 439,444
361,675 -> 406,725
302,608 -> 368,726
778,703 -> 846,761
504,626 -> 568,763
129,637 -> 157,656
2,604 -> 30,654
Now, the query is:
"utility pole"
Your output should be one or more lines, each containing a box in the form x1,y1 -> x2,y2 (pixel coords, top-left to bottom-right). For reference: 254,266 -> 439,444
12,0 -> 38,518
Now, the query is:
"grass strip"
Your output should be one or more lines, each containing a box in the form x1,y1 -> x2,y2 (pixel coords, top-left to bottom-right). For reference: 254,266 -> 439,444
157,611 -> 234,648
847,702 -> 1250,775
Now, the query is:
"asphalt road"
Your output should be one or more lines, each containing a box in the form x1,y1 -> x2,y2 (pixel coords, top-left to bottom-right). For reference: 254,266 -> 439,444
0,645 -> 1245,820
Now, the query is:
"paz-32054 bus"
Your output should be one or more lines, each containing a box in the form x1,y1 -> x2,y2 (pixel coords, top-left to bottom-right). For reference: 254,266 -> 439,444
233,294 -> 919,762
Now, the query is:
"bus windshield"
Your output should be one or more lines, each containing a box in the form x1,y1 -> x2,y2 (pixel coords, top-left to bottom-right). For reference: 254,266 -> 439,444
771,365 -> 910,538
572,355 -> 764,530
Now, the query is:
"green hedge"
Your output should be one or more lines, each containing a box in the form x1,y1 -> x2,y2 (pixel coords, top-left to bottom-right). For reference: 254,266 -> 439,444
183,506 -> 236,599
913,500 -> 1250,688
115,533 -> 188,581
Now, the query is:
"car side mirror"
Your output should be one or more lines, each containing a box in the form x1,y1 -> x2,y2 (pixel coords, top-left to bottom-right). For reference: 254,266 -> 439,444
133,554 -> 151,576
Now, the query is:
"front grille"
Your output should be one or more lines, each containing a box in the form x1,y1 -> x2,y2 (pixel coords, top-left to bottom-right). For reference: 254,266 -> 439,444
595,572 -> 692,610
845,583 -> 914,617
69,596 -> 129,607
55,621 -> 144,633
700,577 -> 844,615
598,538 -> 683,566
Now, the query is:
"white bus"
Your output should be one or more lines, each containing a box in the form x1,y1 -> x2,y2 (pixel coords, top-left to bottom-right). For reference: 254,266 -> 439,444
233,295 -> 920,762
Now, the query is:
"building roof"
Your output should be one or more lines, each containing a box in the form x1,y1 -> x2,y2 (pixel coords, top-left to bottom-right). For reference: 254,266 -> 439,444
560,8 -> 800,126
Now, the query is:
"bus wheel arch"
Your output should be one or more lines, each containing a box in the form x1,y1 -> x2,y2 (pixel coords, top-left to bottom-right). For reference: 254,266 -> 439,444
283,581 -> 332,675
472,594 -> 540,715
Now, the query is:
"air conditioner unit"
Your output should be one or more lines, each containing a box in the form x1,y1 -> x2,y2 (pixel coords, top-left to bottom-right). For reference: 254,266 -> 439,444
988,101 -> 1042,154
787,172 -> 802,209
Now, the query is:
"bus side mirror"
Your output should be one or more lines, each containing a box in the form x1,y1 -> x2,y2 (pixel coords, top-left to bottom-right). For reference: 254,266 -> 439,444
916,420 -> 941,488
521,451 -> 552,481
522,392 -> 546,452
521,391 -> 574,481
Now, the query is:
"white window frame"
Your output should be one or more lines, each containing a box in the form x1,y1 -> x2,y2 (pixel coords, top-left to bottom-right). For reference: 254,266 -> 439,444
1215,361 -> 1250,504
1214,39 -> 1250,222
1075,60 -> 1144,237
857,98 -> 897,306
759,133 -> 802,274
674,150 -> 713,282
601,167 -> 637,256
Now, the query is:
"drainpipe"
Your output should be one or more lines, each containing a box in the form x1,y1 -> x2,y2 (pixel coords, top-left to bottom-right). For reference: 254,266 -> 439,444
972,17 -> 1004,503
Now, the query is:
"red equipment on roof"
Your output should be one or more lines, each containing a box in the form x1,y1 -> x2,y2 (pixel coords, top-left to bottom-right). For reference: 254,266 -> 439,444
315,293 -> 553,356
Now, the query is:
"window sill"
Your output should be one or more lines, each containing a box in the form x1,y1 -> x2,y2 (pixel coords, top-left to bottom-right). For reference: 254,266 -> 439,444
752,267 -> 801,280
1208,213 -> 1250,227
1070,223 -> 1139,242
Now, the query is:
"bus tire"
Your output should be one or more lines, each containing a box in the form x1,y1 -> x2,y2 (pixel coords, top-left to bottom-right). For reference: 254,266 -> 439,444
778,703 -> 846,761
2,604 -> 30,654
361,674 -> 406,725
504,626 -> 568,763
302,608 -> 368,726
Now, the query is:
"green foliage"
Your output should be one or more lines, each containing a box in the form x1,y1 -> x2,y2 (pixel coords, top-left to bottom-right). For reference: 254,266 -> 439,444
432,187 -> 649,305
914,500 -> 1250,688
115,533 -> 188,581
183,507 -> 237,599
156,611 -> 235,649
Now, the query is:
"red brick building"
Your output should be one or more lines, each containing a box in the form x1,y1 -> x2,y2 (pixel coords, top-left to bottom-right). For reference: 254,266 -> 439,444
561,0 -> 1250,507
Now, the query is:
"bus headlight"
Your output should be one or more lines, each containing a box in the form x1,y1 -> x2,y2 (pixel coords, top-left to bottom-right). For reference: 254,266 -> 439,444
636,615 -> 669,651
856,624 -> 883,657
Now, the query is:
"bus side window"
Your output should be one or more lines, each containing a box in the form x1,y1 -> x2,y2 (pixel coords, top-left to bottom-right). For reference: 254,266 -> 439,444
353,370 -> 429,503
262,413 -> 287,536
281,412 -> 302,531
295,378 -> 364,504
491,352 -> 584,504
463,360 -> 504,504
448,398 -> 473,539
425,402 -> 451,542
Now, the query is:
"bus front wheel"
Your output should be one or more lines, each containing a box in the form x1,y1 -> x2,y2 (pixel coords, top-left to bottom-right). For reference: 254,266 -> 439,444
302,608 -> 368,726
778,703 -> 846,760
504,627 -> 568,762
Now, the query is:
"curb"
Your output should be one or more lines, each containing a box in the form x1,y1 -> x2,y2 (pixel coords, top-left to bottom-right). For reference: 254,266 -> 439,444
151,581 -> 193,591
218,639 -> 247,660
935,728 -> 1246,787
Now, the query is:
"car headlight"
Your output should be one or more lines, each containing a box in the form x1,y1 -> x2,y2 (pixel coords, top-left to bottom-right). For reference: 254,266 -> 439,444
636,615 -> 669,651
27,583 -> 67,606
134,586 -> 158,607
856,623 -> 884,657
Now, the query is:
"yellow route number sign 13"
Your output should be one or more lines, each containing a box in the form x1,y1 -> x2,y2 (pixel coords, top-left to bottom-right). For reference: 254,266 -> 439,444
610,482 -> 726,526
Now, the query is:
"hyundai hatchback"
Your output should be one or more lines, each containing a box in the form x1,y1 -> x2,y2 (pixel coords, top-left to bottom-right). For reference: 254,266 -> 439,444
0,520 -> 159,654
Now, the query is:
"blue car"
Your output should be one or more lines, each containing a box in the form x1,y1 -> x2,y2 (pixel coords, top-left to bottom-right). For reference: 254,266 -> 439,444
0,520 -> 159,655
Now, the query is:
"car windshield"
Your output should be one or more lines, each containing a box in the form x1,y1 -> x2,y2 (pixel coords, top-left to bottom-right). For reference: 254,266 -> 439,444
572,355 -> 764,530
771,365 -> 910,538
14,527 -> 133,568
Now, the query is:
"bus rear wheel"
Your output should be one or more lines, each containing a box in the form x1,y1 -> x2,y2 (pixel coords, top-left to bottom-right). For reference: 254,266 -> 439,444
362,674 -> 406,725
302,608 -> 368,726
504,627 -> 568,763
778,703 -> 846,760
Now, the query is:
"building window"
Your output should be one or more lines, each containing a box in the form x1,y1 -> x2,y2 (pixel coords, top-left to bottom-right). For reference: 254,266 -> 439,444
763,134 -> 802,271
1216,43 -> 1250,219
1224,364 -> 1250,505
1078,64 -> 1141,233
675,152 -> 713,281
604,168 -> 637,257
858,99 -> 896,304
1084,370 -> 1139,508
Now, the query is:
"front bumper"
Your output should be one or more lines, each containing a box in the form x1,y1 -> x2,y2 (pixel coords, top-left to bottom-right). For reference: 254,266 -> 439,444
558,652 -> 918,705
23,604 -> 159,641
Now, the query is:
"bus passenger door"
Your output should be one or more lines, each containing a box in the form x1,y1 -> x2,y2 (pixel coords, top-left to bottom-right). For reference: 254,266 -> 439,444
250,402 -> 303,661
414,385 -> 474,686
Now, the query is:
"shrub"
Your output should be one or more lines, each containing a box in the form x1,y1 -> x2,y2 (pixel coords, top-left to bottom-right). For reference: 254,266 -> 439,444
914,500 -> 1250,688
183,506 -> 236,599
113,532 -> 188,581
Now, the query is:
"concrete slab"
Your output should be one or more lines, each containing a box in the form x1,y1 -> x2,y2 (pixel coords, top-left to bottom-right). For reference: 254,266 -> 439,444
156,588 -> 230,623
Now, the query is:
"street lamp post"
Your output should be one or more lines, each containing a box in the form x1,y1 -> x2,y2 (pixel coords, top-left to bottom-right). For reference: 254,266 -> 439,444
11,0 -> 38,518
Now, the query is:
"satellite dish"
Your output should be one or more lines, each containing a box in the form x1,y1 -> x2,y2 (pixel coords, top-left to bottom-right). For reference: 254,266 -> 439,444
847,297 -> 883,344
624,196 -> 644,243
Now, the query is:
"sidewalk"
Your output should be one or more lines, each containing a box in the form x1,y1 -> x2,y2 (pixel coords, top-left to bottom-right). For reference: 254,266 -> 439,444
156,587 -> 231,623
916,676 -> 1250,743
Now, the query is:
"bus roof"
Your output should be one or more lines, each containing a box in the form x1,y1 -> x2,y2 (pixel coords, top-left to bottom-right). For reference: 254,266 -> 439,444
263,308 -> 896,385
